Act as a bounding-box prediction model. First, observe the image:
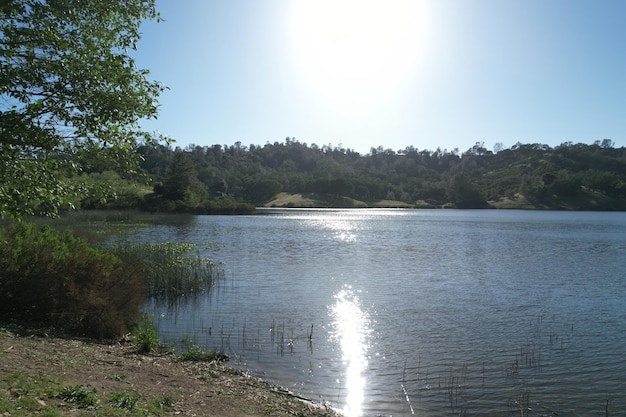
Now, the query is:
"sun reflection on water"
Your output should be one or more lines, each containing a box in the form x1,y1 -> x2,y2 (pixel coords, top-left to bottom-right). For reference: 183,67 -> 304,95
302,212 -> 360,242
329,286 -> 370,417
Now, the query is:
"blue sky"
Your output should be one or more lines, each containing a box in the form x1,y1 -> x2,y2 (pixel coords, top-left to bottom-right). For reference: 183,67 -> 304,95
134,0 -> 626,155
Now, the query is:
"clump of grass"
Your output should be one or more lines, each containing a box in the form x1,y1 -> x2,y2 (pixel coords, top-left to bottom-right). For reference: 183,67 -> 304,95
132,314 -> 159,353
57,384 -> 98,409
109,392 -> 138,410
147,395 -> 175,413
111,241 -> 224,300
178,339 -> 229,362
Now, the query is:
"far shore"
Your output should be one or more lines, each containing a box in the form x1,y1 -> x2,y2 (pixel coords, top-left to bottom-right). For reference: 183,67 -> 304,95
263,191 -> 539,210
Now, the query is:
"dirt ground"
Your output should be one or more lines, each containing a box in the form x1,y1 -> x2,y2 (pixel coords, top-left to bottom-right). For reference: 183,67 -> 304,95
0,329 -> 340,417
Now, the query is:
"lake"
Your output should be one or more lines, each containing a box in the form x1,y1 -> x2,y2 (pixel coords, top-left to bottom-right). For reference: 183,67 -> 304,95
135,209 -> 626,416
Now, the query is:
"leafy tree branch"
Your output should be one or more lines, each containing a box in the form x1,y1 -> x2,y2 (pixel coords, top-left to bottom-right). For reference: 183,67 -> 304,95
0,0 -> 166,217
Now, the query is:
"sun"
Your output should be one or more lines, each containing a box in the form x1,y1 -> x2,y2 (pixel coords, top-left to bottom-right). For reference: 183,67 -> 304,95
290,0 -> 427,114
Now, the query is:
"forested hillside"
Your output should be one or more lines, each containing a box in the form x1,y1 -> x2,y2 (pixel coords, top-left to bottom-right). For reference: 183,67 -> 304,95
72,138 -> 626,212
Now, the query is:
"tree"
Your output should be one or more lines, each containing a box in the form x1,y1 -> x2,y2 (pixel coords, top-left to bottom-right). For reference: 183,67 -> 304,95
0,0 -> 165,217
156,151 -> 206,204
447,174 -> 487,208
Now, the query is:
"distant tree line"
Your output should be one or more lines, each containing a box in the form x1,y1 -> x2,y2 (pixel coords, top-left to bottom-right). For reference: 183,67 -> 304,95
44,137 -> 626,213
110,137 -> 625,211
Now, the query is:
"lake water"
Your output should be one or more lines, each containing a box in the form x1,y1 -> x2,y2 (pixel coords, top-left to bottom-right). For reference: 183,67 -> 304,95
136,209 -> 626,416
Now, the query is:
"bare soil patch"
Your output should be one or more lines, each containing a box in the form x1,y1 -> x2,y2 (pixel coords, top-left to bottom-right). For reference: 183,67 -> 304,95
0,329 -> 339,417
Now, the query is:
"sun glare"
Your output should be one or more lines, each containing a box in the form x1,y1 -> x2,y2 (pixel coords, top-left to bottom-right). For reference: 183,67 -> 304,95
290,0 -> 427,114
330,286 -> 370,417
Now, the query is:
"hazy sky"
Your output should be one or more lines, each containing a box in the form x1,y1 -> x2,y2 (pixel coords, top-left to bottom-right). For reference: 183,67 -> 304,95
134,0 -> 626,155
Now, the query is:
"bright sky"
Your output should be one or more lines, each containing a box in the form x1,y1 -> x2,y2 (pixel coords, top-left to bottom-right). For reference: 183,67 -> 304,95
134,0 -> 626,155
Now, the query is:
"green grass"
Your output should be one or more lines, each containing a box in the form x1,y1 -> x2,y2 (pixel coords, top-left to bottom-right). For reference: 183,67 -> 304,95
0,371 -> 174,416
178,344 -> 229,362
109,392 -> 139,410
57,384 -> 98,409
132,314 -> 159,354
146,396 -> 174,414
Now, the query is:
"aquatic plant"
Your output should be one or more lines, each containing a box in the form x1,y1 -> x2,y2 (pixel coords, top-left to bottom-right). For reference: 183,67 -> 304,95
111,241 -> 224,300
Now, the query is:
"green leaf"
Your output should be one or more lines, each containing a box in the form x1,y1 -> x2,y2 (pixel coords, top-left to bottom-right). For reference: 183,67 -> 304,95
0,0 -> 165,218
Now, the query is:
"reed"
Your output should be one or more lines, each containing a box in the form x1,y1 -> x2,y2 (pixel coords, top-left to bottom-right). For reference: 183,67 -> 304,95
307,324 -> 314,354
242,319 -> 247,351
111,241 -> 224,300
307,324 -> 314,343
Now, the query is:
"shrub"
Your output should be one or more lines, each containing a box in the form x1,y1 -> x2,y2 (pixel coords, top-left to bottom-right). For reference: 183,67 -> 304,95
0,222 -> 145,338
0,220 -> 225,340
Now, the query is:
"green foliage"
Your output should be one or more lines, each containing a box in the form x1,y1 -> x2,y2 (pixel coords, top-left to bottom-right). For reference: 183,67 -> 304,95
134,139 -> 626,210
79,171 -> 153,210
0,213 -> 224,339
176,335 -> 228,362
57,384 -> 98,409
156,151 -> 207,202
0,370 -> 174,416
146,396 -> 174,413
0,221 -> 145,338
132,314 -> 159,354
145,149 -> 257,213
112,241 -> 224,300
178,342 -> 229,362
193,198 -> 256,214
142,192 -> 256,214
109,392 -> 139,410
242,177 -> 283,205
0,372 -> 60,416
446,174 -> 488,208
0,0 -> 165,218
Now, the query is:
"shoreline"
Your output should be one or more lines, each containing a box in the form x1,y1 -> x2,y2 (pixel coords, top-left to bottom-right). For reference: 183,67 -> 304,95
0,329 -> 341,417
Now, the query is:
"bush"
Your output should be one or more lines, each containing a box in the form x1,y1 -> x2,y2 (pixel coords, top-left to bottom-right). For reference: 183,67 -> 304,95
0,222 -> 145,338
